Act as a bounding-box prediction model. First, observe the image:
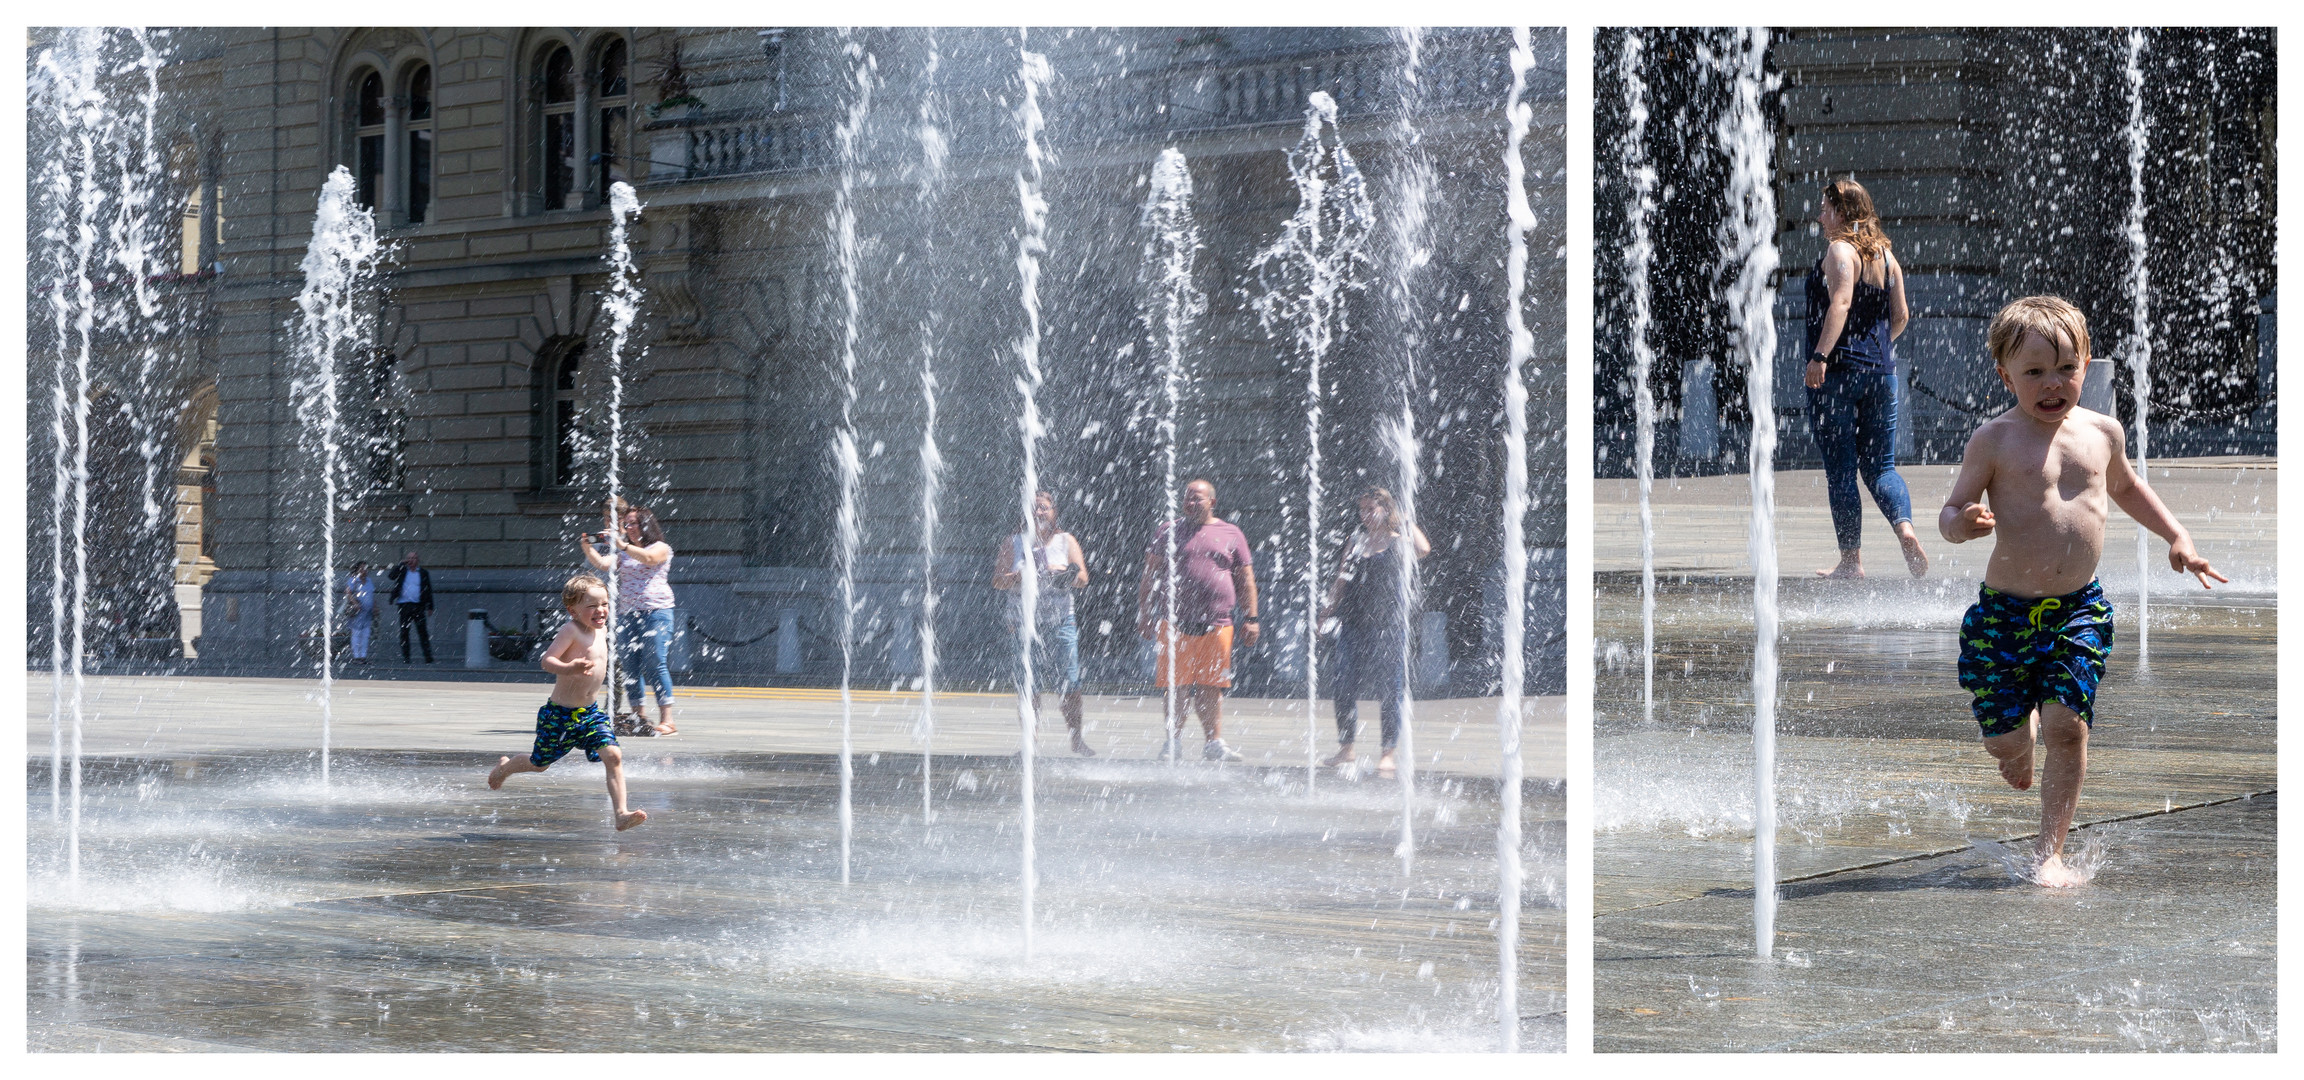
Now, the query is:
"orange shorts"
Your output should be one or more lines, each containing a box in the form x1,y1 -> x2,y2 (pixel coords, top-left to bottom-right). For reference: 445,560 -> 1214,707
1154,623 -> 1233,689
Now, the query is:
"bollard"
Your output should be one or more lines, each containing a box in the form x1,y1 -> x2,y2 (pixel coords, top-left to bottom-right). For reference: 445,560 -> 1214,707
466,609 -> 490,669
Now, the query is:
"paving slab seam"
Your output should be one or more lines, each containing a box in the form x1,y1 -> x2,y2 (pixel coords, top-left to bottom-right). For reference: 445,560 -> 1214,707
1749,917 -> 2276,1053
1598,789 -> 2275,915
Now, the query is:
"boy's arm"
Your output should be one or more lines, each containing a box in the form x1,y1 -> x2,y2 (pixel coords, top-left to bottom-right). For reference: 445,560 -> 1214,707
1938,427 -> 1997,544
2103,418 -> 2229,588
539,624 -> 586,675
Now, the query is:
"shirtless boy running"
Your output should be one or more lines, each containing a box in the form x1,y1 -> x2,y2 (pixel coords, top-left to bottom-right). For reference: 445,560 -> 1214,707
1939,296 -> 2223,886
486,573 -> 648,831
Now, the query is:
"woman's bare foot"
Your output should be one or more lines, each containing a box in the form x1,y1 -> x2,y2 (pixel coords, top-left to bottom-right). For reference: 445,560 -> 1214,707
1070,731 -> 1097,757
1816,551 -> 1865,579
1997,742 -> 2035,790
654,707 -> 676,736
1322,745 -> 1356,768
488,756 -> 518,790
2033,852 -> 2084,888
1896,524 -> 1930,579
1376,751 -> 1397,779
615,808 -> 649,831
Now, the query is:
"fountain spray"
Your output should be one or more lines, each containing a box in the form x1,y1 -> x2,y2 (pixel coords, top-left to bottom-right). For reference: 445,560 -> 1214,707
1250,91 -> 1371,786
829,35 -> 874,886
1012,37 -> 1054,960
601,181 -> 644,733
1387,25 -> 1436,876
914,35 -> 949,827
1140,147 -> 1204,776
2123,27 -> 2152,666
1620,32 -> 1660,725
294,168 -> 382,791
1717,26 -> 1781,958
1495,24 -> 1536,1053
33,30 -> 105,873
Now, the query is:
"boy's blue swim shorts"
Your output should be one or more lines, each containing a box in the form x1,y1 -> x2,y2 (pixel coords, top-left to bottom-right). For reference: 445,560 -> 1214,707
531,700 -> 617,767
1956,580 -> 2115,737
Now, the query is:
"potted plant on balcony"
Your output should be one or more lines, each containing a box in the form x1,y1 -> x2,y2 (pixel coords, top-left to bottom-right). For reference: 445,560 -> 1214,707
646,40 -> 706,121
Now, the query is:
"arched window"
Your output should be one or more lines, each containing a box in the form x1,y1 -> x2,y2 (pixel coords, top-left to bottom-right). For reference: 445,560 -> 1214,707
595,38 -> 631,196
405,66 -> 433,224
354,70 -> 385,209
541,45 -> 577,209
550,344 -> 585,487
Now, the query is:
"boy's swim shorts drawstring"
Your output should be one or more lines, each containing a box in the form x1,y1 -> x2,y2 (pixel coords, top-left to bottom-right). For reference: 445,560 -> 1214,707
2027,597 -> 2063,630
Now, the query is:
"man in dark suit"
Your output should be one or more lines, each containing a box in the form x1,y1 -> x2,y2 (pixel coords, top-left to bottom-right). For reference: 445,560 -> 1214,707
388,551 -> 435,663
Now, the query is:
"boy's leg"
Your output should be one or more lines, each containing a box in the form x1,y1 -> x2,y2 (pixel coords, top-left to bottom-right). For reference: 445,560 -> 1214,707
2033,703 -> 2089,878
599,744 -> 647,830
1981,710 -> 2036,791
488,754 -> 546,789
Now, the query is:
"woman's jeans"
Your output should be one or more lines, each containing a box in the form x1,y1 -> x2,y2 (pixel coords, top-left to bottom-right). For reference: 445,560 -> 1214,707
1013,612 -> 1081,698
1332,622 -> 1406,750
1806,366 -> 1913,551
620,607 -> 676,709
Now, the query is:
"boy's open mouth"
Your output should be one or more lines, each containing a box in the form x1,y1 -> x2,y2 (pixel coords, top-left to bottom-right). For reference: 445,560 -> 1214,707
2035,395 -> 2068,413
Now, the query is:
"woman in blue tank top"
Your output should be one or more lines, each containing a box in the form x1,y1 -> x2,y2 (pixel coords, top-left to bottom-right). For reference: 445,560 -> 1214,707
1804,177 -> 1928,579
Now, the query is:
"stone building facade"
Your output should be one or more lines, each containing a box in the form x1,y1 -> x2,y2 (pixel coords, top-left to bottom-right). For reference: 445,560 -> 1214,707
67,27 -> 1568,694
1595,27 -> 2276,474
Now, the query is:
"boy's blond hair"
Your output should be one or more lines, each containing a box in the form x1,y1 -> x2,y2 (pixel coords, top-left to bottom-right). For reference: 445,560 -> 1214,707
562,573 -> 607,609
1987,295 -> 2091,366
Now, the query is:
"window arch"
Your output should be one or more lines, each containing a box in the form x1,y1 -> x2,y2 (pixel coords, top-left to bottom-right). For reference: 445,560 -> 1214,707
404,65 -> 433,224
353,69 -> 386,209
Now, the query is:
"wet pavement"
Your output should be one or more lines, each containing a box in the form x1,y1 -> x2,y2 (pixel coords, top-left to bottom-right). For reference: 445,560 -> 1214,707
1592,458 -> 2276,1052
26,682 -> 1562,1053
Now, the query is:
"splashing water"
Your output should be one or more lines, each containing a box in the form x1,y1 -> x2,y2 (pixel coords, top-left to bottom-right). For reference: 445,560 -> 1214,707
2123,28 -> 2152,666
601,181 -> 644,718
829,36 -> 874,886
1140,146 -> 1204,775
1972,831 -> 2111,887
1251,90 -> 1372,786
1716,26 -> 1781,958
1619,32 -> 1660,726
1387,25 -> 1436,876
293,167 -> 383,791
1012,39 -> 1054,961
1495,24 -> 1537,1054
914,35 -> 949,827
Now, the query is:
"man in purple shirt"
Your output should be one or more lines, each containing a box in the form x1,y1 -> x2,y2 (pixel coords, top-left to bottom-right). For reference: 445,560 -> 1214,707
1137,478 -> 1261,762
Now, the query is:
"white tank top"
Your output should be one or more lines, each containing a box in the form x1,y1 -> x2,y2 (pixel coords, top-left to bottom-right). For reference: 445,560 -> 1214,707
1011,531 -> 1074,625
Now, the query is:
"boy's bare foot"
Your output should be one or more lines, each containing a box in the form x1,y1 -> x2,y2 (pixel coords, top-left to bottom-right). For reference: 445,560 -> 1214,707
615,809 -> 649,831
2033,852 -> 2084,888
488,756 -> 517,790
1997,742 -> 2034,790
1897,528 -> 1930,579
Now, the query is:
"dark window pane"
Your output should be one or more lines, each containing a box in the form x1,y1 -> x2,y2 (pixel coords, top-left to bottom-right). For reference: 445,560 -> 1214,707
545,113 -> 575,209
599,106 -> 627,192
357,134 -> 384,208
600,39 -> 628,98
544,46 -> 574,104
358,71 -> 384,127
408,66 -> 431,121
554,401 -> 579,485
556,351 -> 581,391
407,129 -> 432,223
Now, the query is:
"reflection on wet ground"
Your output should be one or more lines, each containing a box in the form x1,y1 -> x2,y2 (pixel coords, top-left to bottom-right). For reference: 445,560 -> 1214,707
1594,575 -> 2275,1052
29,735 -> 1562,1052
